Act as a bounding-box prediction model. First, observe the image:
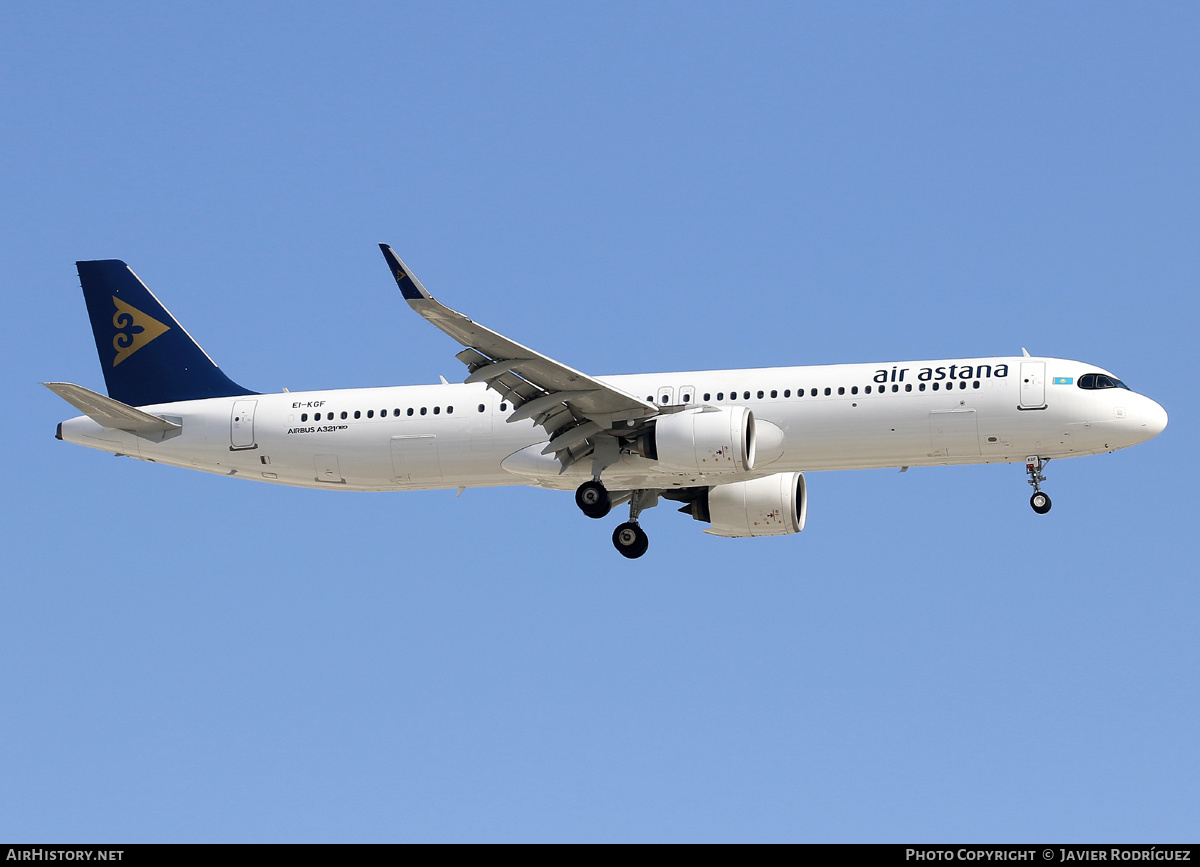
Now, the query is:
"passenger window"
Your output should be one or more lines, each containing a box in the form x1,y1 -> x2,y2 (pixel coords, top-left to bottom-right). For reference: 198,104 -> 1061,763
810,388 -> 817,397
972,381 -> 980,389
932,382 -> 940,391
447,406 -> 454,414
420,407 -> 427,415
958,381 -> 966,389
865,386 -> 872,394
434,406 -> 440,414
770,390 -> 777,399
661,395 -> 669,404
919,383 -> 926,392
837,387 -> 845,395
354,410 -> 361,419
824,387 -> 831,396
784,389 -> 791,398
367,410 -> 374,418
717,392 -> 724,401
905,384 -> 912,392
893,384 -> 899,392
757,390 -> 764,399
682,393 -> 691,403
500,403 -> 508,411
394,409 -> 401,417
407,408 -> 414,416
478,404 -> 485,412
301,413 -> 308,422
743,391 -> 750,400
703,393 -> 711,401
851,386 -> 858,395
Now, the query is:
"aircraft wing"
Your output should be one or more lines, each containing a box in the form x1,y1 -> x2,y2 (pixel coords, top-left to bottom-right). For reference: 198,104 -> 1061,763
380,245 -> 656,465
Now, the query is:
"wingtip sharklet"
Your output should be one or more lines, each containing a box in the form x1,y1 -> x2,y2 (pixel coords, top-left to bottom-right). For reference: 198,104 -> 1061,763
379,243 -> 433,303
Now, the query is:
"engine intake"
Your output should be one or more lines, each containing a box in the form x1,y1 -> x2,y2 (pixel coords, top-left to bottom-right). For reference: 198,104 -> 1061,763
636,406 -> 755,473
685,472 -> 807,538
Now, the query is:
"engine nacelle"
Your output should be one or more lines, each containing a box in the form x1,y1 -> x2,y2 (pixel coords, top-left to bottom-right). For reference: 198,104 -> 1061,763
637,406 -> 755,473
699,472 -> 807,537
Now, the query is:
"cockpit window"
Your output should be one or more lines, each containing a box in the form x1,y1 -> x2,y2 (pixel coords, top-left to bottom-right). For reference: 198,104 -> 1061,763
1078,372 -> 1130,390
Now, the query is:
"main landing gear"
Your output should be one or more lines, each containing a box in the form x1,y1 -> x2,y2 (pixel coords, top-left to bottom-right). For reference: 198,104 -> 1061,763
1025,455 -> 1052,515
612,522 -> 649,559
578,480 -> 655,558
575,479 -> 611,519
612,489 -> 657,559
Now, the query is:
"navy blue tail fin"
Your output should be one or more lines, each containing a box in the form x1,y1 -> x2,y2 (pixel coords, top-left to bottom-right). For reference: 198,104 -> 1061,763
77,259 -> 257,407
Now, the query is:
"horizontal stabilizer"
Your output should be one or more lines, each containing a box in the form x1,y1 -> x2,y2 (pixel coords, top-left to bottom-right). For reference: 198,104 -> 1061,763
43,382 -> 182,433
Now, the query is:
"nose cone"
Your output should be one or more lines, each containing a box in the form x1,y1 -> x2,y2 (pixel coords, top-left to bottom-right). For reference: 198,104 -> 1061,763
1142,398 -> 1168,440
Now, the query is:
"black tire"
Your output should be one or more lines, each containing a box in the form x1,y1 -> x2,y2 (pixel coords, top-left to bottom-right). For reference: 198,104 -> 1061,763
1030,492 -> 1052,515
612,522 -> 649,559
575,480 -> 611,519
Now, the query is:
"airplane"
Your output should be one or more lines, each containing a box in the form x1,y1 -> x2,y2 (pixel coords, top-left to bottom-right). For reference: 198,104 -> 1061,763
47,245 -> 1168,559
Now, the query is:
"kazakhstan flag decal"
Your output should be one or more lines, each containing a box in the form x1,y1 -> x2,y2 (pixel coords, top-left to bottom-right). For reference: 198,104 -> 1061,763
1053,376 -> 1074,385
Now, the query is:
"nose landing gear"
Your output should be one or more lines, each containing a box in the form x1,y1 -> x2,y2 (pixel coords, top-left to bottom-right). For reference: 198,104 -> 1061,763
1025,456 -> 1052,514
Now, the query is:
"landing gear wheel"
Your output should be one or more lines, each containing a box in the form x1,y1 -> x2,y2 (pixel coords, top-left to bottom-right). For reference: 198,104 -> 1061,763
1030,492 -> 1052,514
612,522 -> 649,559
575,480 -> 611,519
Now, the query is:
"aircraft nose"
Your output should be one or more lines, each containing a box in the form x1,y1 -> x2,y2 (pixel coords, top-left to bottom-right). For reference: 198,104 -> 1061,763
1141,398 -> 1168,439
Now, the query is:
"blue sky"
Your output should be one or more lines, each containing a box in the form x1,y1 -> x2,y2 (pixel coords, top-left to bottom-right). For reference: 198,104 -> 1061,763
2,1 -> 1196,842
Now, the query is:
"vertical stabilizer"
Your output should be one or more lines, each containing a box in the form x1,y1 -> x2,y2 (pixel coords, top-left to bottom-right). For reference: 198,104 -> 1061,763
77,259 -> 256,407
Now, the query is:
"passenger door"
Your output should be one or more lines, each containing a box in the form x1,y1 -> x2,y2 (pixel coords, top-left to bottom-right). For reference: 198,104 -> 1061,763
230,399 -> 257,450
1020,362 -> 1046,409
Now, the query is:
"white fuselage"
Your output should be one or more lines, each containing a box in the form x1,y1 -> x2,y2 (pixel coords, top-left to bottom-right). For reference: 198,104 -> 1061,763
57,356 -> 1167,493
